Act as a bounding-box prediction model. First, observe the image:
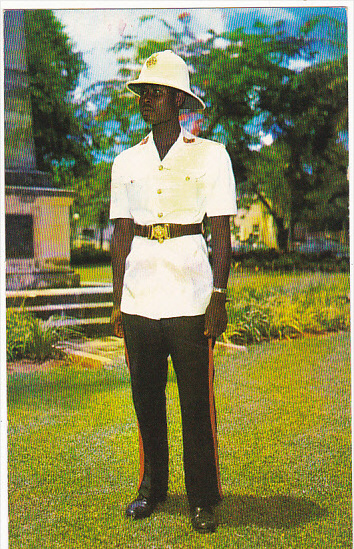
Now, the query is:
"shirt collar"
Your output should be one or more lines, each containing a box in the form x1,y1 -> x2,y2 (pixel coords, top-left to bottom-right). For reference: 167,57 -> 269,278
141,127 -> 197,147
181,126 -> 197,144
140,127 -> 197,163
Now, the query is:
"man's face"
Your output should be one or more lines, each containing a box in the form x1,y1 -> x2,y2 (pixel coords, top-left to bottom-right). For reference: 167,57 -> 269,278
138,84 -> 181,127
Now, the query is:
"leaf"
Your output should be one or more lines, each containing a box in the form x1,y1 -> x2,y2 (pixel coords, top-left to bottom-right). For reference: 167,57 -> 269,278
300,15 -> 328,35
254,21 -> 267,30
140,15 -> 155,23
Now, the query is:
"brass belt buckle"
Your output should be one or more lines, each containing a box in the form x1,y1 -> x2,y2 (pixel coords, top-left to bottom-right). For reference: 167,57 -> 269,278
150,224 -> 170,243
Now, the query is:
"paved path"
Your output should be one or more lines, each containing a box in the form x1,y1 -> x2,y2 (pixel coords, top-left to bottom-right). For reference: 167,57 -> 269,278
61,336 -> 247,370
61,336 -> 127,369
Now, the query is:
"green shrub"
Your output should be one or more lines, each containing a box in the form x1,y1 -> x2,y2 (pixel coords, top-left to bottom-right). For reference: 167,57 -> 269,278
71,246 -> 111,266
6,309 -> 81,362
226,281 -> 350,346
232,250 -> 349,273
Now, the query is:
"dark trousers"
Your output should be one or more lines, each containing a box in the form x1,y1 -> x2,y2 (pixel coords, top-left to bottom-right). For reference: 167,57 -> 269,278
122,313 -> 222,509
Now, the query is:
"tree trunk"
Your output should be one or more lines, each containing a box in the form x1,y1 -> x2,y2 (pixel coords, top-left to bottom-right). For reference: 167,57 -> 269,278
274,217 -> 289,252
99,209 -> 106,250
255,191 -> 289,252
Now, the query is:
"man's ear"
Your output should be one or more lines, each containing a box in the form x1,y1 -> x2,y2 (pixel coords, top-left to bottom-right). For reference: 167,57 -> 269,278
176,91 -> 186,109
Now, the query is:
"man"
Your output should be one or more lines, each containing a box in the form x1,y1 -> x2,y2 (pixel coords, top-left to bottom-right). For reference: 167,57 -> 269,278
110,50 -> 237,534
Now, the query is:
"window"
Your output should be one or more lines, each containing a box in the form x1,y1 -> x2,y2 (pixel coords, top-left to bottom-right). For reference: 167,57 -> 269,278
252,224 -> 260,243
6,214 -> 34,258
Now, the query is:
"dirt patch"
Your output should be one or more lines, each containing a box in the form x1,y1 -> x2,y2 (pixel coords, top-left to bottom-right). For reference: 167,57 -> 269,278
7,358 -> 67,375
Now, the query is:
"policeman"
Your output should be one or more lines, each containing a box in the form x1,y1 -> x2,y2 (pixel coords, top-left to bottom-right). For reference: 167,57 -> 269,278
110,50 -> 237,534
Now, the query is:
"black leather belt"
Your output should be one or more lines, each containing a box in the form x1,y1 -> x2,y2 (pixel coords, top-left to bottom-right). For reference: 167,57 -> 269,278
134,223 -> 203,243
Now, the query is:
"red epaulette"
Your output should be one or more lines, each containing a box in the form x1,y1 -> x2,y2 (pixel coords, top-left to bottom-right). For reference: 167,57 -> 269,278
140,136 -> 149,145
183,137 -> 195,144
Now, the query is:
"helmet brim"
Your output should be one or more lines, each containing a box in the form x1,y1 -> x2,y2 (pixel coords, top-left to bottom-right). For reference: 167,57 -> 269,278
127,80 -> 206,111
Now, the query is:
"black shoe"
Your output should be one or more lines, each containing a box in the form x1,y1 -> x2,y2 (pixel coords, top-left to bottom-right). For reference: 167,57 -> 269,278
191,506 -> 217,533
125,495 -> 165,520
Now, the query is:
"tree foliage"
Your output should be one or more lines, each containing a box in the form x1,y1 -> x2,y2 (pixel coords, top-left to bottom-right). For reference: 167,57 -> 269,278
256,52 -> 348,243
73,11 -> 348,246
72,162 -> 112,227
92,14 -> 321,156
241,141 -> 292,250
24,9 -> 92,178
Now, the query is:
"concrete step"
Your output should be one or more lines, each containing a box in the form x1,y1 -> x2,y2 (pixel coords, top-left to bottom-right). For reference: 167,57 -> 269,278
6,285 -> 113,308
48,315 -> 114,337
7,285 -> 114,337
19,301 -> 113,321
56,336 -> 126,369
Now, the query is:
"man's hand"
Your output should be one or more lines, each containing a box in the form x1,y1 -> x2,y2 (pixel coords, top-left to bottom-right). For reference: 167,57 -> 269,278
111,306 -> 124,338
204,291 -> 228,339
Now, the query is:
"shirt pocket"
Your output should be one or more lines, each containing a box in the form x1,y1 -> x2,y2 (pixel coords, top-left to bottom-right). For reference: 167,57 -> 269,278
159,169 -> 207,214
126,177 -> 153,212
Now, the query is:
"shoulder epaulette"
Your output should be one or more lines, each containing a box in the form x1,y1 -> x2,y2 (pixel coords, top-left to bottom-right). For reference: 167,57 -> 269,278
183,137 -> 195,144
140,136 -> 149,145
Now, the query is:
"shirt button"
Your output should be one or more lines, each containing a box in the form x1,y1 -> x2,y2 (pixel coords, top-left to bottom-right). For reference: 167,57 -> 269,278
185,176 -> 190,181
158,165 -> 163,171
157,212 -> 163,218
157,189 -> 162,194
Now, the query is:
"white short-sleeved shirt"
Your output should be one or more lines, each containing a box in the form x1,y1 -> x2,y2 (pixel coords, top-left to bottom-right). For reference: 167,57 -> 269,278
110,128 -> 237,319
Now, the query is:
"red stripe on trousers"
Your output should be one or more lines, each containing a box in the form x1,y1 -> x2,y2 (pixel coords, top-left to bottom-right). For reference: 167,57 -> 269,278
208,337 -> 223,497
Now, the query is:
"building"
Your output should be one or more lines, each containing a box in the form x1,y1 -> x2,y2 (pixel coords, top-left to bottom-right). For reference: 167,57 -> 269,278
4,9 -> 79,290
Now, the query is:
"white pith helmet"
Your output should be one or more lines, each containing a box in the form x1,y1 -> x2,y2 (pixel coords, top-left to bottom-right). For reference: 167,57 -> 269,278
126,50 -> 206,111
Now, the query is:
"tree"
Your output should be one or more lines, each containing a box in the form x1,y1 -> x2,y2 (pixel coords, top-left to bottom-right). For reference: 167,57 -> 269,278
78,15 -> 307,235
74,11 -> 348,247
72,162 -> 112,245
241,141 -> 292,250
93,12 -> 343,165
257,52 -> 348,246
24,10 -> 92,179
83,14 -> 308,156
303,137 -> 348,233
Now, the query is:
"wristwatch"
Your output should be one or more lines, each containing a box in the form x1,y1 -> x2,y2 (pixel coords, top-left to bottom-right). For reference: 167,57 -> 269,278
213,287 -> 227,294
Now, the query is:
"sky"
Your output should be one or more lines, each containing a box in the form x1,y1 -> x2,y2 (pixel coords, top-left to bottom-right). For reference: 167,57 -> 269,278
54,8 -> 229,88
53,5 -> 348,92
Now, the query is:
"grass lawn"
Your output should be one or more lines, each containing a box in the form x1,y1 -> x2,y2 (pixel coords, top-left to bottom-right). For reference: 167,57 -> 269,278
75,263 -> 349,294
7,330 -> 351,548
75,264 -> 112,285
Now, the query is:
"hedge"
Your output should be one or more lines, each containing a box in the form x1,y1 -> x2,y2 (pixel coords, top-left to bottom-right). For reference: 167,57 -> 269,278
71,246 -> 349,272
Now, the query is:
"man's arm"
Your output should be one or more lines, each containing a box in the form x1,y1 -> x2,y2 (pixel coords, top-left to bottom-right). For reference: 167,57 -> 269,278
204,215 -> 231,338
110,218 -> 134,337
